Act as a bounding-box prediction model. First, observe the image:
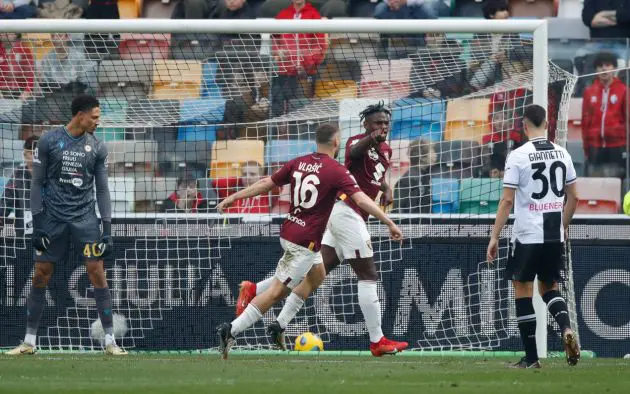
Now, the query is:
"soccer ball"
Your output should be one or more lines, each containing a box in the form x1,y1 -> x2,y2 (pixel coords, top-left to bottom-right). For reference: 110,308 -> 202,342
90,313 -> 129,345
294,332 -> 324,352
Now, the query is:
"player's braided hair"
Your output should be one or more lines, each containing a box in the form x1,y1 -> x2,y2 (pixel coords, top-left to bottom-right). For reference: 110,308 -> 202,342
359,101 -> 392,122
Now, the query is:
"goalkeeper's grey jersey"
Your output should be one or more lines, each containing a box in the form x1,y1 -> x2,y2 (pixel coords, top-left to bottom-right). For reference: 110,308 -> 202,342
503,136 -> 577,244
31,127 -> 111,222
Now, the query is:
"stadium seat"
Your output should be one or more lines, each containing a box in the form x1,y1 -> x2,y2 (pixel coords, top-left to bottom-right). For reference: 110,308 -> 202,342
125,99 -> 180,127
119,33 -> 171,60
21,33 -> 53,61
458,178 -> 503,215
133,176 -> 177,212
575,177 -> 622,214
329,30 -> 384,61
359,59 -> 412,100
566,140 -> 585,177
107,177 -> 135,213
509,0 -> 558,18
142,0 -> 177,18
150,60 -> 202,100
557,0 -> 583,18
170,33 -> 221,61
97,60 -> 152,99
105,140 -> 158,176
0,99 -> 22,141
431,178 -> 460,213
177,99 -> 226,142
314,80 -> 358,99
118,0 -> 143,18
567,97 -> 582,141
0,176 -> 7,197
452,0 -> 485,18
434,140 -> 481,174
159,141 -> 211,179
201,62 -> 223,100
391,98 -> 444,141
0,140 -> 24,169
265,140 -> 317,165
318,60 -> 361,82
95,98 -> 128,142
210,140 -> 265,178
444,98 -> 490,143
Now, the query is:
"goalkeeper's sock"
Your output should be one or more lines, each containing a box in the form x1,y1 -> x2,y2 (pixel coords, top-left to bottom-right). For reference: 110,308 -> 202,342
25,286 -> 46,346
94,287 -> 115,345
358,281 -> 384,343
515,297 -> 539,363
256,277 -> 274,295
276,292 -> 305,329
543,290 -> 571,332
231,304 -> 263,337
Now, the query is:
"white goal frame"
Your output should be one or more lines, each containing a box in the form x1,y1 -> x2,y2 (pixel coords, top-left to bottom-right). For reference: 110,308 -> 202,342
2,18 -> 550,357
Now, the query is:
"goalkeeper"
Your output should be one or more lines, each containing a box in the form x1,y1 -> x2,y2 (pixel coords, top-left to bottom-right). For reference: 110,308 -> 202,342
7,95 -> 126,356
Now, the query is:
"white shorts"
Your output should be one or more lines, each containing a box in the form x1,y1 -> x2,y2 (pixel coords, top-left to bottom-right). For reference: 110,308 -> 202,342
275,238 -> 323,289
321,201 -> 373,262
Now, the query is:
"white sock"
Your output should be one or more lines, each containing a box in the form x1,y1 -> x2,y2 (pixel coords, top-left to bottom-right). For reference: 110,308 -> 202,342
256,277 -> 275,295
231,304 -> 263,337
24,333 -> 37,347
358,281 -> 383,343
105,334 -> 115,346
276,293 -> 305,329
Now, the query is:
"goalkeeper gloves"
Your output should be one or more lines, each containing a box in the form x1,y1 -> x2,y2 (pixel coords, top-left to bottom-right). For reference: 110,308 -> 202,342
32,214 -> 51,253
96,220 -> 113,259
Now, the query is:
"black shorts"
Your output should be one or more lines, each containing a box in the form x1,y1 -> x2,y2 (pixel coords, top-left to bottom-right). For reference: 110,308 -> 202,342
505,241 -> 565,284
34,211 -> 103,262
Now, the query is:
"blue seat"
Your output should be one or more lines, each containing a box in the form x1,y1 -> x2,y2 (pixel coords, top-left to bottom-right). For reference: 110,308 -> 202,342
177,99 -> 226,142
391,98 -> 444,141
265,140 -> 317,164
566,140 -> 585,177
201,62 -> 223,100
431,178 -> 460,213
0,176 -> 8,197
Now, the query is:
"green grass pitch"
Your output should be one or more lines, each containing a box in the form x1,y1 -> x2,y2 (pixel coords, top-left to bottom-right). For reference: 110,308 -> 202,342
0,353 -> 628,394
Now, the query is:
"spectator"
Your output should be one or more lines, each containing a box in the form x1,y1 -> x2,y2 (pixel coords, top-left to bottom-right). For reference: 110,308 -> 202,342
581,52 -> 628,178
482,0 -> 509,20
582,0 -> 630,40
271,0 -> 327,117
216,0 -> 254,18
0,33 -> 34,100
214,162 -> 272,213
162,177 -> 209,213
0,136 -> 38,236
392,138 -> 435,214
40,33 -> 96,95
172,0 -> 218,19
488,154 -> 505,179
374,0 -> 447,20
409,32 -> 468,100
258,0 -> 347,18
0,0 -> 36,18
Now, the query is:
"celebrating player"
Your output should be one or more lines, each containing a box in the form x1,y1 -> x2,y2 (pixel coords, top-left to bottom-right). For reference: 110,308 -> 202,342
7,95 -> 127,356
487,105 -> 580,368
236,102 -> 409,356
216,123 -> 403,359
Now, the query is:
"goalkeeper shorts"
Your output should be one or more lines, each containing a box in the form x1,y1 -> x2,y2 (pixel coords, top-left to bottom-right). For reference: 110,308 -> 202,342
33,211 -> 102,262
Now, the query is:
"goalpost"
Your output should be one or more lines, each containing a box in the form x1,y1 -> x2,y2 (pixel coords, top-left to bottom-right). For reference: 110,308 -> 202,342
0,19 -> 577,357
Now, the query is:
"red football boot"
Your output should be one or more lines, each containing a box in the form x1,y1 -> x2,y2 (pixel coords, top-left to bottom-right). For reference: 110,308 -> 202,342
236,281 -> 256,316
370,337 -> 409,357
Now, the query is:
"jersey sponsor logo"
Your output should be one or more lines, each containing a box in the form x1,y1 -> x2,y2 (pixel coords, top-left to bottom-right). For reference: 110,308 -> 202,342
286,213 -> 306,227
84,145 -> 92,152
59,177 -> 84,188
529,201 -> 563,212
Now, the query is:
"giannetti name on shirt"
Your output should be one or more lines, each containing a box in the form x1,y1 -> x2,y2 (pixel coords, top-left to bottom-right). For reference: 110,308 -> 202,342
529,201 -> 563,212
298,162 -> 322,174
528,150 -> 565,162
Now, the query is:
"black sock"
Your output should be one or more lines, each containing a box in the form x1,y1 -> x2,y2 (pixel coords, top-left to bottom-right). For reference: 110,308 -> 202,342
515,297 -> 538,363
26,287 -> 46,336
542,290 -> 571,332
94,288 -> 114,336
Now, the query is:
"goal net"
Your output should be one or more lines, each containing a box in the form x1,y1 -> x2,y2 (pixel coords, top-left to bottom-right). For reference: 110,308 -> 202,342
0,19 -> 578,355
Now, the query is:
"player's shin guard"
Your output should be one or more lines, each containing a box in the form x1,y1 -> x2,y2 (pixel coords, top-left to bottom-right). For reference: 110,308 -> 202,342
358,281 -> 384,343
231,304 -> 263,337
25,287 -> 46,346
542,290 -> 571,332
94,287 -> 115,345
276,292 -> 305,329
515,297 -> 538,363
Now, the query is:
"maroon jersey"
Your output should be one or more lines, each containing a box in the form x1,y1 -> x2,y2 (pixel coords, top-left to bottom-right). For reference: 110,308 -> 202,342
271,152 -> 360,251
343,133 -> 392,220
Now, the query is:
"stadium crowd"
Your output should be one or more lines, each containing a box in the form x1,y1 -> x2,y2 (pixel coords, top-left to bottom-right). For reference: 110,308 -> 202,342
0,0 -> 629,218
